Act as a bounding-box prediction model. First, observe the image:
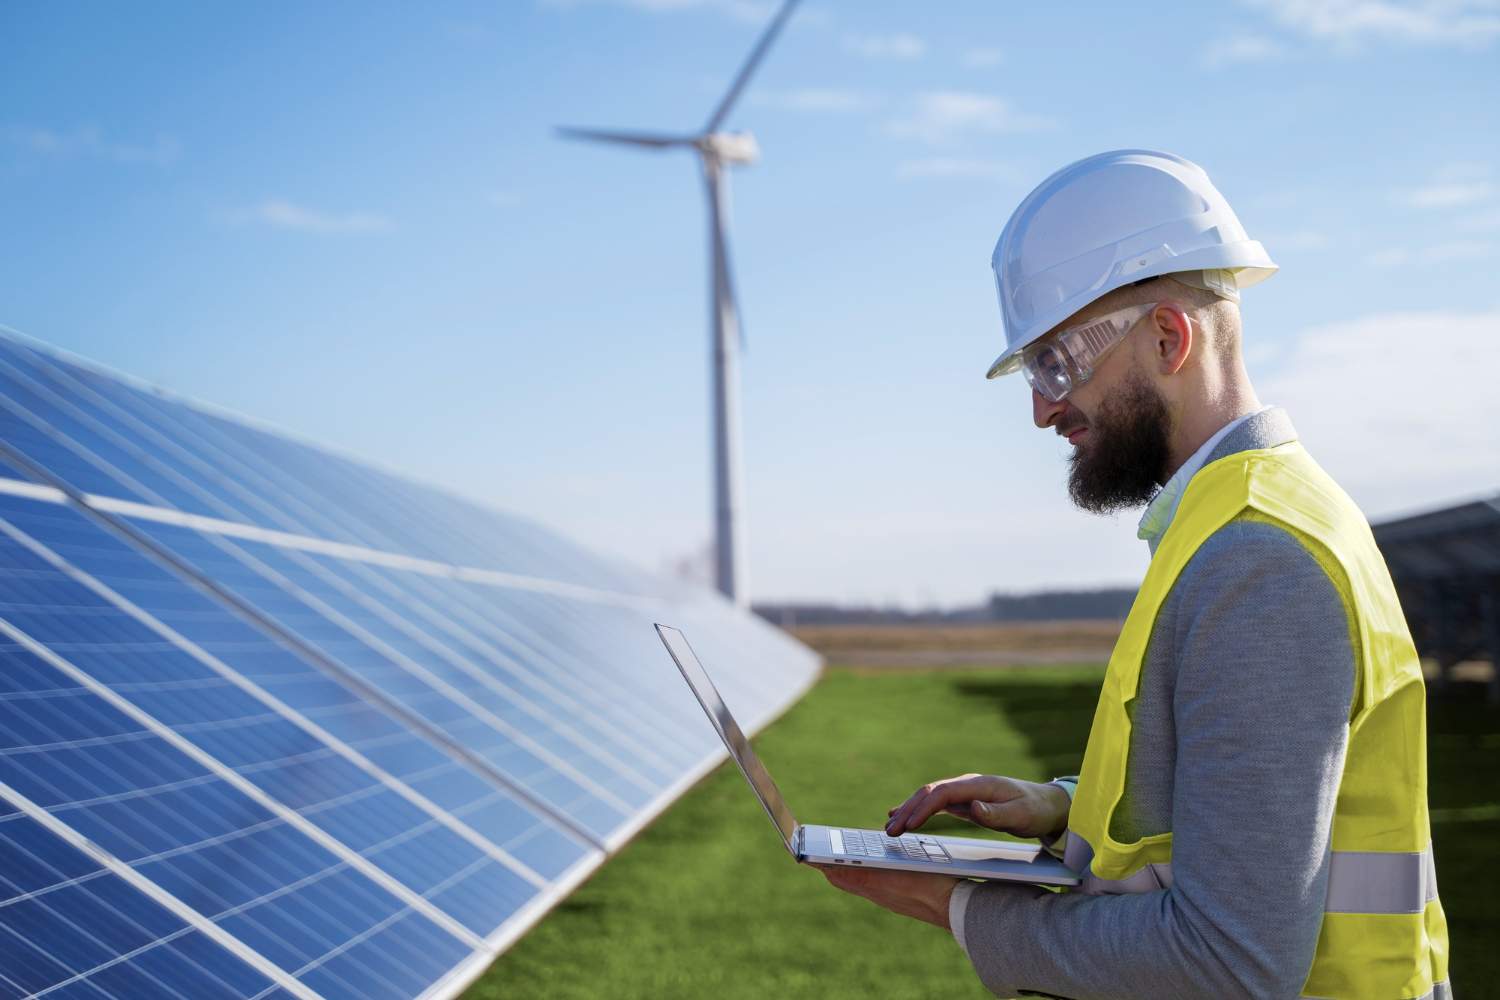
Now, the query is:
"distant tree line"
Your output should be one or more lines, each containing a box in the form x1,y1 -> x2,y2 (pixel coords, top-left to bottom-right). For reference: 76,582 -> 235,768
985,587 -> 1137,622
753,586 -> 1137,627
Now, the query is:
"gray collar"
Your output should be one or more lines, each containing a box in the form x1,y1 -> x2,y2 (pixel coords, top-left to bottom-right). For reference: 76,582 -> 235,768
1137,407 -> 1299,554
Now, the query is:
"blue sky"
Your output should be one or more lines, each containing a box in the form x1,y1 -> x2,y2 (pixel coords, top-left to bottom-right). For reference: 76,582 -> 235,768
2,0 -> 1497,606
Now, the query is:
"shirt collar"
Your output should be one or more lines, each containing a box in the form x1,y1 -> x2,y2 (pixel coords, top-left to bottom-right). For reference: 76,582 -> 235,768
1137,407 -> 1271,554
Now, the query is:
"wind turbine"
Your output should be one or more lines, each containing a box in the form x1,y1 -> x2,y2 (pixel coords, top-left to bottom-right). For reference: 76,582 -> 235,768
557,0 -> 803,609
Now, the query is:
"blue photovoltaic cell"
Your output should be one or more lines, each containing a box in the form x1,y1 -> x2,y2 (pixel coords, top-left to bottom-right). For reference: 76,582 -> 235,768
119,516 -> 631,841
0,356 -> 209,520
0,385 -> 154,510
0,491 -> 593,885
0,327 -> 823,997
0,801 -> 276,999
0,368 -> 635,841
0,615 -> 471,997
0,345 -> 278,528
304,556 -> 684,787
219,540 -> 654,803
0,513 -> 541,941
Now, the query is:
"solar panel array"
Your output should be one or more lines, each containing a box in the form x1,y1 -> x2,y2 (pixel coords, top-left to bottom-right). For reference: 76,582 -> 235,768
0,327 -> 821,999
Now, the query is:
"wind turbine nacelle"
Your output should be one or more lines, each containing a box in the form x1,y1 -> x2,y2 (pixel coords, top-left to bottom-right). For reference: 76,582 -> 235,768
700,131 -> 760,165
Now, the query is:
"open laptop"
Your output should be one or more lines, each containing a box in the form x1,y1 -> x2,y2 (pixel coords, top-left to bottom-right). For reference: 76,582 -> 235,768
655,623 -> 1080,886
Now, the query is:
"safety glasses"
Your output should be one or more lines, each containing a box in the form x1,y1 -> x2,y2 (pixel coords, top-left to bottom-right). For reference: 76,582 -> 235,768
1020,302 -> 1157,403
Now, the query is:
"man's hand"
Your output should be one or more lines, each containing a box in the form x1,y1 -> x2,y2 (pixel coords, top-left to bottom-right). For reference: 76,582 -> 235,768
884,774 -> 1070,839
814,864 -> 959,930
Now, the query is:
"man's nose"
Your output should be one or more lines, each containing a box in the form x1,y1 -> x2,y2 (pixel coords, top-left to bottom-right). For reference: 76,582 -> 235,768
1033,388 -> 1066,429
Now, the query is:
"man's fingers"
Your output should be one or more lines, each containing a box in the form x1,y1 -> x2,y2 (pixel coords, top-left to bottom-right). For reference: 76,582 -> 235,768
969,798 -> 1028,829
886,775 -> 1003,835
815,863 -> 874,897
886,781 -> 961,834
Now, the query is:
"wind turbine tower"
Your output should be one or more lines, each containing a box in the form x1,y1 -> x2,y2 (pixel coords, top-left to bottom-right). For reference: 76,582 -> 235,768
558,0 -> 803,609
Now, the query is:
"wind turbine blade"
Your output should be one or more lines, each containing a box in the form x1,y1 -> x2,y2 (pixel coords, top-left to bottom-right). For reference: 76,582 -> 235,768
702,0 -> 803,134
554,126 -> 692,150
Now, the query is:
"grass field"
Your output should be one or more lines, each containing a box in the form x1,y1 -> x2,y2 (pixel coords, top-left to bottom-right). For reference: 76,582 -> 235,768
470,654 -> 1498,998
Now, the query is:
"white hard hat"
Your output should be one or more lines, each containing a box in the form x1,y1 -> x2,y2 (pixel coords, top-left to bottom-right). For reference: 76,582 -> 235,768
987,149 -> 1277,379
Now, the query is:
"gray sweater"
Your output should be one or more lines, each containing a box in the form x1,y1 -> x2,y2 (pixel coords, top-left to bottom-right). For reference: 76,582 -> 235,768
956,409 -> 1357,999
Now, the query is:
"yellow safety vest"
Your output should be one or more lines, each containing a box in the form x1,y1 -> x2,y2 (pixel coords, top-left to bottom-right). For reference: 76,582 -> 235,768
1066,442 -> 1450,1000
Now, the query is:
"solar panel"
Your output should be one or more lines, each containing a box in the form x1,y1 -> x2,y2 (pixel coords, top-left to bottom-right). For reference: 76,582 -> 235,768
0,801 -> 283,998
0,327 -> 821,997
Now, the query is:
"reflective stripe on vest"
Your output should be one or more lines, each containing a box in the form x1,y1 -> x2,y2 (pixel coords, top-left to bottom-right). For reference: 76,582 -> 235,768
1062,442 -> 1451,1000
1304,980 -> 1451,1000
1067,833 -> 1440,914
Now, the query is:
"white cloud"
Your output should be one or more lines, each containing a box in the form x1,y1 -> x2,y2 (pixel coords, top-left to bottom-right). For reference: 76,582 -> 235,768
896,157 -> 1018,181
1430,160 -> 1492,181
1395,163 -> 1499,237
1364,240 -> 1492,266
1245,0 -> 1500,48
1259,307 -> 1500,516
1404,180 -> 1495,208
749,87 -> 875,112
1423,239 -> 1493,261
843,32 -> 926,59
1365,247 -> 1409,268
961,47 -> 1004,68
1459,208 -> 1500,232
4,125 -> 180,166
884,91 -> 1054,144
1387,165 -> 1499,249
1391,162 -> 1500,250
229,198 -> 393,234
1200,33 -> 1286,67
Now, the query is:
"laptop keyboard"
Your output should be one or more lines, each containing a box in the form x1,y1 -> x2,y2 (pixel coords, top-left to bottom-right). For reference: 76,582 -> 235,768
835,829 -> 952,863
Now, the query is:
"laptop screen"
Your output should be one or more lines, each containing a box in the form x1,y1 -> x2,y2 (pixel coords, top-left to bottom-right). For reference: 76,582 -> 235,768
655,624 -> 799,854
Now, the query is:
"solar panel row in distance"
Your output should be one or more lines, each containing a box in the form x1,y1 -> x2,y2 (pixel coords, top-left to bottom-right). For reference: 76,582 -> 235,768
0,326 -> 822,999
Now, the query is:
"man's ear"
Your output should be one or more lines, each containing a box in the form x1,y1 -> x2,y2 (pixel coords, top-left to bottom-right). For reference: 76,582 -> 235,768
1147,302 -> 1193,375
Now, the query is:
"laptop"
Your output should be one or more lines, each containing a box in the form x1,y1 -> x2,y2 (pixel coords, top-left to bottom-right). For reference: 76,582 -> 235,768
655,623 -> 1080,886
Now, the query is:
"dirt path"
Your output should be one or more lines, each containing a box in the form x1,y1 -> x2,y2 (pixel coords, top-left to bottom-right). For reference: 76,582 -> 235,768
789,620 -> 1121,668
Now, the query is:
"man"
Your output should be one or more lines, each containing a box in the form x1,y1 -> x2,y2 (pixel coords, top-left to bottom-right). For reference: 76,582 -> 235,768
817,150 -> 1451,999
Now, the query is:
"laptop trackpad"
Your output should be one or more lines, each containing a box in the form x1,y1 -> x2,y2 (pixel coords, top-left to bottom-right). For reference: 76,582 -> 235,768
942,839 -> 1043,863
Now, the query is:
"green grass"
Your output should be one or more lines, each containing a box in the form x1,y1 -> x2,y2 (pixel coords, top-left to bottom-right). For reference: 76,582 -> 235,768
469,668 -> 1498,999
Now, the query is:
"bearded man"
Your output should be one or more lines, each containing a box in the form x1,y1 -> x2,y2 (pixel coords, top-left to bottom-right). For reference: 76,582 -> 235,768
817,150 -> 1451,1000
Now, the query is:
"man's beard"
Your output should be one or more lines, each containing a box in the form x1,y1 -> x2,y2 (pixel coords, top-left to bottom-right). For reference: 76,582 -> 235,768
1066,370 -> 1172,515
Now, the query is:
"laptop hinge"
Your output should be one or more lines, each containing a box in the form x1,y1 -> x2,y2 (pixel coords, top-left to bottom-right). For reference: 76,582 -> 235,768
794,825 -> 804,860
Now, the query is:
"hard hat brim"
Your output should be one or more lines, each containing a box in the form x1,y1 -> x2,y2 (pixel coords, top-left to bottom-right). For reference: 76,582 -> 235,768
985,349 -> 1023,380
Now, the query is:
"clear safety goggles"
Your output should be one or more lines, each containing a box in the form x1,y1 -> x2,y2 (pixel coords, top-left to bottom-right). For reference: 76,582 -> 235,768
1020,302 -> 1157,403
